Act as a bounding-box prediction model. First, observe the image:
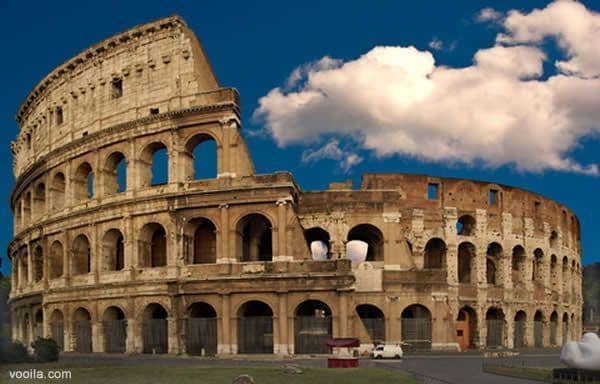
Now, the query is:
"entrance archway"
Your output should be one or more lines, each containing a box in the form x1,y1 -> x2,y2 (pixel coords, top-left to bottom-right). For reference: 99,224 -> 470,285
401,304 -> 432,351
456,306 -> 477,350
142,304 -> 168,354
486,307 -> 504,348
237,301 -> 273,354
50,310 -> 64,350
294,300 -> 332,354
103,306 -> 126,353
73,308 -> 92,353
534,310 -> 544,347
186,302 -> 217,356
356,304 -> 385,345
514,311 -> 527,348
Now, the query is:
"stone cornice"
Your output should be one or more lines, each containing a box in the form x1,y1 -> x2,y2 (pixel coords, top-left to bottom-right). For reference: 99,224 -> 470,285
16,15 -> 186,124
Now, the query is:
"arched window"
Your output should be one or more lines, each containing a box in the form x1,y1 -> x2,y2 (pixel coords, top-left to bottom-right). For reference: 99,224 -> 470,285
23,192 -> 31,224
140,223 -> 167,267
550,255 -> 558,290
347,224 -> 384,262
549,230 -> 559,248
33,183 -> 46,219
104,152 -> 127,194
184,218 -> 217,264
49,241 -> 64,279
457,215 -> 476,236
236,214 -> 272,262
458,242 -> 475,283
73,162 -> 94,202
533,248 -> 544,282
304,227 -> 330,260
140,142 -> 168,187
511,245 -> 526,283
486,243 -> 502,285
424,238 -> 446,269
33,245 -> 43,282
184,134 -> 217,180
50,172 -> 66,211
72,234 -> 91,275
102,229 -> 125,271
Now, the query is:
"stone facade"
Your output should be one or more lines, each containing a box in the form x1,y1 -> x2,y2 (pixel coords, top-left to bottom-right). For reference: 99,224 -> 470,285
8,16 -> 583,355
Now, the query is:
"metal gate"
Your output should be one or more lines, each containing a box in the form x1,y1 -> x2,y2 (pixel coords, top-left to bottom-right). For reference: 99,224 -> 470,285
186,318 -> 217,355
142,319 -> 168,354
360,317 -> 385,343
103,320 -> 127,353
238,316 -> 273,353
486,320 -> 503,347
294,316 -> 332,354
534,321 -> 543,347
74,320 -> 92,353
34,324 -> 43,339
514,321 -> 526,348
401,318 -> 432,351
51,321 -> 64,350
562,322 -> 568,345
550,322 -> 557,345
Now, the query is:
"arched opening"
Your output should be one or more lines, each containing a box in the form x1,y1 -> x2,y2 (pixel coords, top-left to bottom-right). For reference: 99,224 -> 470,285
33,245 -> 43,282
485,307 -> 505,348
457,215 -> 476,236
186,302 -> 217,355
73,162 -> 94,202
33,182 -> 46,219
534,310 -> 544,347
142,303 -> 168,354
50,172 -> 66,211
104,152 -> 127,194
50,310 -> 64,350
73,308 -> 92,353
102,229 -> 125,271
550,255 -> 559,290
49,241 -> 64,279
139,223 -> 167,267
184,218 -> 216,264
424,238 -> 446,269
237,214 -> 272,262
184,134 -> 217,180
562,313 -> 569,345
550,311 -> 558,346
34,309 -> 43,339
486,243 -> 503,285
71,234 -> 91,275
458,242 -> 475,284
356,304 -> 385,345
294,300 -> 332,354
514,311 -> 527,348
23,192 -> 31,224
304,227 -> 330,261
140,142 -> 168,187
23,313 -> 30,345
549,230 -> 559,248
512,245 -> 526,284
20,253 -> 29,287
401,304 -> 432,351
237,301 -> 273,354
533,249 -> 544,282
456,306 -> 477,350
15,201 -> 22,229
347,224 -> 384,262
562,257 -> 570,296
103,306 -> 126,353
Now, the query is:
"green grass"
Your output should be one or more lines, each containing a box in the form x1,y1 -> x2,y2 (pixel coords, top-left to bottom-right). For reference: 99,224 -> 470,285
482,364 -> 553,382
0,364 -> 419,384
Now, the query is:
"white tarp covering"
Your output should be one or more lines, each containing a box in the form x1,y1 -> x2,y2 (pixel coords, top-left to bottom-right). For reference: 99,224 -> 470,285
560,332 -> 600,370
346,240 -> 368,264
310,241 -> 329,261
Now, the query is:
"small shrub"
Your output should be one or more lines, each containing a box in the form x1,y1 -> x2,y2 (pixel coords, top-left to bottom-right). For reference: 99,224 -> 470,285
0,341 -> 30,363
31,337 -> 60,362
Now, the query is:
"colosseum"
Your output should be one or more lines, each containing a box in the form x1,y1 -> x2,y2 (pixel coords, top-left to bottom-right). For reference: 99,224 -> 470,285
8,15 -> 583,356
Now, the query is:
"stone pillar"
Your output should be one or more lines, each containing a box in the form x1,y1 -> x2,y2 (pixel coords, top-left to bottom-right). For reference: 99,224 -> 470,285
26,244 -> 32,285
17,254 -> 23,291
219,294 -> 231,354
167,316 -> 178,354
11,256 -> 17,295
274,198 -> 292,261
278,293 -> 289,355
411,209 -> 424,269
444,207 -> 458,285
505,308 -> 514,349
218,204 -> 233,263
338,293 -> 348,338
93,321 -> 102,352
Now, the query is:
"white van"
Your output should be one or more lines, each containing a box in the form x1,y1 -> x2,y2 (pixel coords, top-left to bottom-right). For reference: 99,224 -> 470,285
372,344 -> 403,359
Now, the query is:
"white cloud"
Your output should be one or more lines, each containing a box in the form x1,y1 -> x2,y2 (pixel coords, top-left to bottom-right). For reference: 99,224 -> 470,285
428,38 -> 443,51
301,139 -> 363,172
476,7 -> 503,23
254,0 -> 600,175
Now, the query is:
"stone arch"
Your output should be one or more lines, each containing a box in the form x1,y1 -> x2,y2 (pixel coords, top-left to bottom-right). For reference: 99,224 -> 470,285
139,222 -> 168,267
533,248 -> 544,282
401,304 -> 432,351
142,303 -> 169,354
49,240 -> 64,279
550,255 -> 559,291
186,302 -> 218,355
33,182 -> 46,219
73,307 -> 92,353
50,309 -> 64,349
486,242 -> 503,285
32,245 -> 43,282
456,306 -> 478,350
514,310 -> 527,348
424,238 -> 447,269
347,224 -> 384,262
71,234 -> 91,275
356,304 -> 385,344
458,242 -> 476,284
549,230 -> 559,248
457,214 -> 476,236
184,218 -> 217,264
50,172 -> 66,211
104,151 -> 127,194
562,312 -> 569,345
183,132 -> 218,181
294,300 -> 333,354
140,141 -> 169,187
512,245 -> 526,284
485,307 -> 505,347
73,161 -> 94,202
534,310 -> 544,347
236,213 -> 273,262
102,229 -> 125,271
102,306 -> 126,353
304,227 -> 331,260
550,311 -> 559,346
23,191 -> 31,224
34,309 -> 43,339
237,300 -> 274,354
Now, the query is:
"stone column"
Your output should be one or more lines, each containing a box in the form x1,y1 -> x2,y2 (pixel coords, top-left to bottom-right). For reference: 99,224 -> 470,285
275,198 -> 292,261
217,204 -> 232,263
167,316 -> 178,354
26,244 -> 33,286
219,294 -> 231,354
338,293 -> 348,337
92,321 -> 102,352
444,207 -> 458,285
11,256 -> 17,295
505,308 -> 514,349
278,293 -> 289,355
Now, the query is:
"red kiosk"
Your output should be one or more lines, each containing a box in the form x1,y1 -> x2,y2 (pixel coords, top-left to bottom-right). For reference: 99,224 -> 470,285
326,338 -> 360,368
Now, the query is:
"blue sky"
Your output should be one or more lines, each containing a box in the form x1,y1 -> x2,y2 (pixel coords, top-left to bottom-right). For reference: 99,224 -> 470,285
0,0 -> 598,274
